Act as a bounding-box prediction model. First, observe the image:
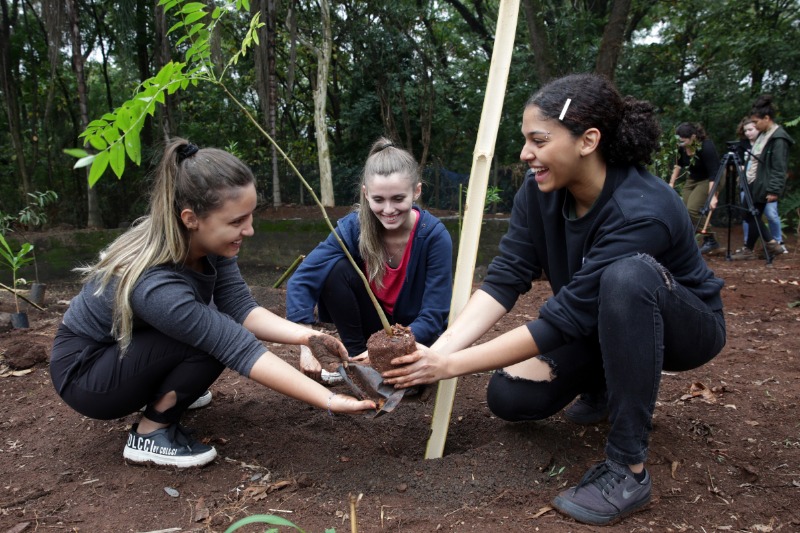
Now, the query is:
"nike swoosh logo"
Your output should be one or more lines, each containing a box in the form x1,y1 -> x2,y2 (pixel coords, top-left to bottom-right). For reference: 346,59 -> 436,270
622,485 -> 644,500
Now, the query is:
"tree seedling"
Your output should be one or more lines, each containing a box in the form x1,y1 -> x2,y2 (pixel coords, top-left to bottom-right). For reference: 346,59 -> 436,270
0,233 -> 35,314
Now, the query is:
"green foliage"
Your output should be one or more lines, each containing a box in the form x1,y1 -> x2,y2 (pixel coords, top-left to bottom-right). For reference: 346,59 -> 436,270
0,233 -> 34,313
16,191 -> 59,229
65,0 -> 264,185
223,513 -> 335,533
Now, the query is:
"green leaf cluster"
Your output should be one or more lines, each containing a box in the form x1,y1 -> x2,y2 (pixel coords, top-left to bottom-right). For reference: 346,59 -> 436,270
64,0 -> 264,186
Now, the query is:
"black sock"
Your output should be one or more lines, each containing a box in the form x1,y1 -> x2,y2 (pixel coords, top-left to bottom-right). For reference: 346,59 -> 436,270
633,469 -> 647,483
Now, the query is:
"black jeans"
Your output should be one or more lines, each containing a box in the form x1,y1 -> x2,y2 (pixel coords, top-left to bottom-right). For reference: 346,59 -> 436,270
486,255 -> 726,465
51,323 -> 224,424
319,258 -> 393,357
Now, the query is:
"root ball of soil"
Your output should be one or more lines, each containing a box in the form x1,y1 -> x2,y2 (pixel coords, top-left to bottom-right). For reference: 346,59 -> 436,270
367,324 -> 416,373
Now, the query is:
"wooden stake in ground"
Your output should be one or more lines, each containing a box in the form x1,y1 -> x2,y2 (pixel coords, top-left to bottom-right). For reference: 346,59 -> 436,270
425,0 -> 519,460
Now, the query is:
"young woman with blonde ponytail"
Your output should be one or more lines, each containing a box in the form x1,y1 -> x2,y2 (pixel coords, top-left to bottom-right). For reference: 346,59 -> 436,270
50,138 -> 374,468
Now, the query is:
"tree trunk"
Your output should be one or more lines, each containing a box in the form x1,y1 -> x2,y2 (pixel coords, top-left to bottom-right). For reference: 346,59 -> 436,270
293,0 -> 334,207
267,0 -> 280,207
254,0 -> 281,206
595,0 -> 632,80
0,0 -> 31,199
521,0 -> 554,83
154,2 -> 176,140
206,0 -> 223,75
134,0 -> 152,149
67,0 -> 102,228
314,0 -> 334,207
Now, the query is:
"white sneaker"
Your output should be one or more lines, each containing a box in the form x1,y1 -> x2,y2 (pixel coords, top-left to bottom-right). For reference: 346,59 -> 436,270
140,390 -> 212,412
188,390 -> 213,410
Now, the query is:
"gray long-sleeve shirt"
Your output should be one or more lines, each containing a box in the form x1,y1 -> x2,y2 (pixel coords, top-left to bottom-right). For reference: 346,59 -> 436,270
63,255 -> 265,376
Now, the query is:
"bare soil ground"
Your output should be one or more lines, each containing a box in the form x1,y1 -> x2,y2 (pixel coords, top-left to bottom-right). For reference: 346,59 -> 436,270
1,209 -> 799,533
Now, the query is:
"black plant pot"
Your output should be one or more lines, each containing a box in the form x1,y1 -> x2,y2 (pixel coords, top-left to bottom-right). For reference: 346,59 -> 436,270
10,312 -> 29,329
29,283 -> 47,306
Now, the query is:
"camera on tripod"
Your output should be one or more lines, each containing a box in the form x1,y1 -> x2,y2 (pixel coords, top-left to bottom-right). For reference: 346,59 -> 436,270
725,140 -> 739,151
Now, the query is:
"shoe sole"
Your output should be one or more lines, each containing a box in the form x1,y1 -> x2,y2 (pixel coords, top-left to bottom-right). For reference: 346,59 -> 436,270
123,446 -> 217,468
552,493 -> 651,526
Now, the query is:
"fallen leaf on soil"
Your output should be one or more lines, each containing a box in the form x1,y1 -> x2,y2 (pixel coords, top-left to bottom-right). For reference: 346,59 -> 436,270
243,479 -> 294,500
680,382 -> 719,403
193,497 -> 209,522
750,518 -> 776,532
529,505 -> 554,518
670,460 -> 682,480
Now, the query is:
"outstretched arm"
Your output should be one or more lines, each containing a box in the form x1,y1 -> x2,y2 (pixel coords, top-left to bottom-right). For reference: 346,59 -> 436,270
383,289 -> 536,388
248,351 -> 375,413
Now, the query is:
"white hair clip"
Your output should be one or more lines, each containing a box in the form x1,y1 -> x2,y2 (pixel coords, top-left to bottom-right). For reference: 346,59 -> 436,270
559,98 -> 572,121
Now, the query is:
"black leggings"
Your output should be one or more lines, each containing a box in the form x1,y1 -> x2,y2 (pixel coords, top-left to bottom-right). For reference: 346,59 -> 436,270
50,323 -> 224,424
319,258 -> 393,357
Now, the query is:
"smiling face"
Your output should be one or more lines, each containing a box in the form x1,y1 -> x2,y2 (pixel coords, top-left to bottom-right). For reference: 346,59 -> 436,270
184,183 -> 257,264
519,105 -> 590,193
363,172 -> 421,233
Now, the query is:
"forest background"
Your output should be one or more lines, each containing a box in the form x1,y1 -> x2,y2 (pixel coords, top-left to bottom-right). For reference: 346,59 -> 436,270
1,0 -> 799,231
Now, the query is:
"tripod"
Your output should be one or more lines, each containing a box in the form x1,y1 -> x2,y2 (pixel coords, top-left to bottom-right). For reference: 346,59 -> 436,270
697,149 -> 772,264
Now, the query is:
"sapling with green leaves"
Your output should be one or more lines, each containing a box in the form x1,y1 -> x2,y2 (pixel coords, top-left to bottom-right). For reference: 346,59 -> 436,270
64,0 -> 392,335
0,233 -> 34,313
9,190 -> 59,283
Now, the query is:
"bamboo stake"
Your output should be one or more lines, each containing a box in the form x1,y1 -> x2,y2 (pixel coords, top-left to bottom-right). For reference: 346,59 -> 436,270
272,254 -> 305,289
425,0 -> 519,460
0,282 -> 45,311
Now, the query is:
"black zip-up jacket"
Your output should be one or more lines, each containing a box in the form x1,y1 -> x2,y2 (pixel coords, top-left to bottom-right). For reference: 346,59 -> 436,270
481,166 -> 724,354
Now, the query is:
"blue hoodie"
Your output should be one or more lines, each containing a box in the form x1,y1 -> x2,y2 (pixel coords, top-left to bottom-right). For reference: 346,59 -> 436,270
286,208 -> 453,346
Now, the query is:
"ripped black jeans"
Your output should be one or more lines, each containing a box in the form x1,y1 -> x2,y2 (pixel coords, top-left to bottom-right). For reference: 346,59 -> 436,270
486,255 -> 726,465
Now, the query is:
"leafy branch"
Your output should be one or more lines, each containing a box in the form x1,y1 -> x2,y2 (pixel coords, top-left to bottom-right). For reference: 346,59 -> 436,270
63,0 -> 392,334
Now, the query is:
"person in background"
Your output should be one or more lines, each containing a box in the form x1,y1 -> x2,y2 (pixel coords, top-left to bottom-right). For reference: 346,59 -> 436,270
384,74 -> 726,526
286,137 -> 452,381
731,95 -> 794,260
50,138 -> 375,468
669,122 -> 721,254
735,117 -> 760,247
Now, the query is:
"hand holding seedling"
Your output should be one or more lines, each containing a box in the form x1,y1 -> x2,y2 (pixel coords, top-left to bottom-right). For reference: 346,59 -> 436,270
382,343 -> 449,388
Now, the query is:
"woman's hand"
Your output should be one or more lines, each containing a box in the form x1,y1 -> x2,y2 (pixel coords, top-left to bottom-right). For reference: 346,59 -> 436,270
328,393 -> 376,414
381,343 -> 450,388
349,349 -> 370,366
306,332 -> 348,364
299,345 -> 322,381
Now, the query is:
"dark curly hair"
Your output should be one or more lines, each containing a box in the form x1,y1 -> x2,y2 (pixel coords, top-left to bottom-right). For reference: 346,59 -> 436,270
750,94 -> 777,119
525,73 -> 661,166
675,122 -> 707,141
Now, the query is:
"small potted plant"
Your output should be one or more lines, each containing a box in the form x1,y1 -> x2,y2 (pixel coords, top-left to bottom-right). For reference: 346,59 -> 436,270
0,233 -> 35,328
7,190 -> 58,305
